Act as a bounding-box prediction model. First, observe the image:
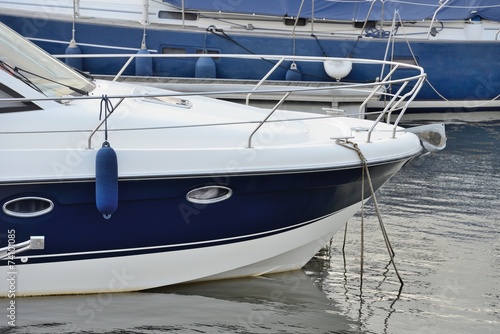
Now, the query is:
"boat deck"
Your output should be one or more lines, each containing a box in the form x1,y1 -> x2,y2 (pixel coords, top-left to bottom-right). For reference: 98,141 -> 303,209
95,75 -> 378,114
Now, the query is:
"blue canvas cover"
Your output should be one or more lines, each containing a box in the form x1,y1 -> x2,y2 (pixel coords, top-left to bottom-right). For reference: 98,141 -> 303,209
163,0 -> 500,22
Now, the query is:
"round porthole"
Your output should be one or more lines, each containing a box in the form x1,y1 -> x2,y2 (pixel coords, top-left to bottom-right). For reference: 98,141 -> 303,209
3,197 -> 54,218
186,186 -> 232,204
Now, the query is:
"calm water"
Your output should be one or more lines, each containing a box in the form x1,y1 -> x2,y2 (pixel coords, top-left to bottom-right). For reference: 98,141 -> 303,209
1,121 -> 499,334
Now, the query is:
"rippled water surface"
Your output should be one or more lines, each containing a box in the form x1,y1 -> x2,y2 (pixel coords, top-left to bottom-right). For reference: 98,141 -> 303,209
305,121 -> 500,334
1,121 -> 499,333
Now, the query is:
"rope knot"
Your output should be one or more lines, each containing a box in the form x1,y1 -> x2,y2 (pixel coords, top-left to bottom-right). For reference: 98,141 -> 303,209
99,95 -> 115,141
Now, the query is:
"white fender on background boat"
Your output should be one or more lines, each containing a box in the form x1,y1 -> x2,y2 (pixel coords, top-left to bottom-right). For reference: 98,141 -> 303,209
324,59 -> 352,81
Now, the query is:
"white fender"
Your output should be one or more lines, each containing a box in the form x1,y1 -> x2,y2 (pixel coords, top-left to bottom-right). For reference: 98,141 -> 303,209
324,59 -> 352,81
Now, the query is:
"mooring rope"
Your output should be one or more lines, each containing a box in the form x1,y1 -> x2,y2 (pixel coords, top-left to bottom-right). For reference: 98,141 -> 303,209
338,139 -> 404,287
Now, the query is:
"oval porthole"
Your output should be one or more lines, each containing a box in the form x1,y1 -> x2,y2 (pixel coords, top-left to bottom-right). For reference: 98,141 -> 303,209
3,197 -> 54,218
186,186 -> 232,204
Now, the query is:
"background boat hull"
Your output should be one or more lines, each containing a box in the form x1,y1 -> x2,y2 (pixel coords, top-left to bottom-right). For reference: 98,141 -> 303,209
1,13 -> 499,114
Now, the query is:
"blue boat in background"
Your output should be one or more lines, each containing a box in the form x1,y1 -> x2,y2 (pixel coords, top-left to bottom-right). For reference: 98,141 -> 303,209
1,0 -> 500,116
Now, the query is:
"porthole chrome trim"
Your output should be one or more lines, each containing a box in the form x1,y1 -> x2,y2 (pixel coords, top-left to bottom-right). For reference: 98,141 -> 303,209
186,186 -> 232,204
3,197 -> 54,218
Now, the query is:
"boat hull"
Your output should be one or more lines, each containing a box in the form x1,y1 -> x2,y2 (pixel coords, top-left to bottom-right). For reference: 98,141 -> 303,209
1,159 -> 409,296
3,203 -> 359,296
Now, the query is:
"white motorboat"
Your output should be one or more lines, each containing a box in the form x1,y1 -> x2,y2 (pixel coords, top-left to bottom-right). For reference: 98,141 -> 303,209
0,22 -> 444,296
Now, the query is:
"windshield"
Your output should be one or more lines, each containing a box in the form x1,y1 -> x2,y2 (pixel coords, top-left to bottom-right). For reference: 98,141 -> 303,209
0,23 -> 95,97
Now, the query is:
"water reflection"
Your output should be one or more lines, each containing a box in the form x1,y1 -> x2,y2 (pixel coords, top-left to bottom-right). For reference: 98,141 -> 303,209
304,121 -> 500,334
1,271 -> 360,333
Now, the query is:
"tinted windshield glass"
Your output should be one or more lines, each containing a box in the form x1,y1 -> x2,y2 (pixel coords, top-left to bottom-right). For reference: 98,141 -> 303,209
0,23 -> 95,97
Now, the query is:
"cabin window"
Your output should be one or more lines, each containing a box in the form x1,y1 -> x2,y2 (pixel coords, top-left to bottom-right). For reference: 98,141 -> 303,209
354,21 -> 377,29
161,47 -> 220,61
284,17 -> 307,26
162,47 -> 186,55
0,83 -> 40,113
159,11 -> 198,21
392,57 -> 418,66
186,186 -> 232,204
3,197 -> 54,218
